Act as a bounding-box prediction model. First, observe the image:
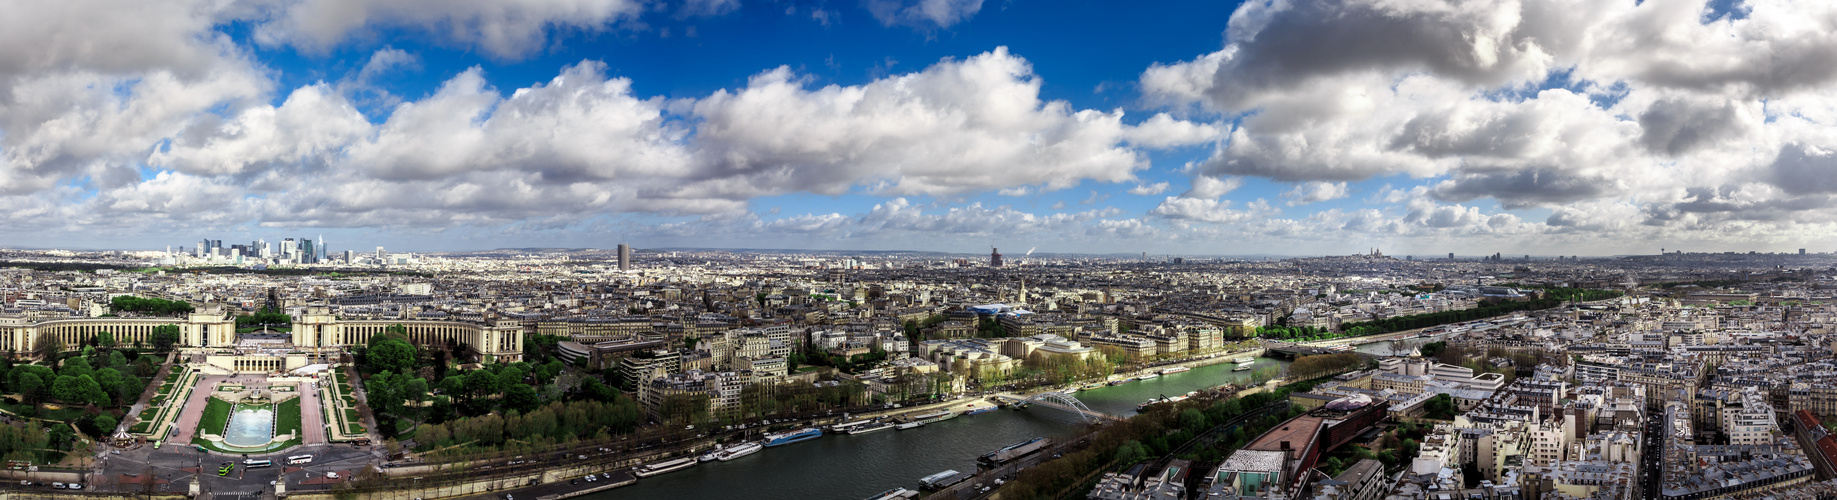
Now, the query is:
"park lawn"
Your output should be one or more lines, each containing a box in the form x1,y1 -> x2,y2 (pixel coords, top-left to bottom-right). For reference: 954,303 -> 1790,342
277,398 -> 302,438
190,397 -> 232,446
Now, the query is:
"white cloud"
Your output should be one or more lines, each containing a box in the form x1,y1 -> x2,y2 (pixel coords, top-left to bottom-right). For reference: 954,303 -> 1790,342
1182,176 -> 1244,199
250,0 -> 649,60
1282,182 -> 1350,206
1127,182 -> 1170,196
863,0 -> 984,29
1150,197 -> 1276,224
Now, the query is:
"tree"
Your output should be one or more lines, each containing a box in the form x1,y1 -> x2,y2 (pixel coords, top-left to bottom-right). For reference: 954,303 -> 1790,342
151,324 -> 181,352
77,375 -> 108,406
14,373 -> 43,403
465,370 -> 498,399
1179,408 -> 1209,431
94,368 -> 127,401
504,384 -> 540,413
50,375 -> 80,404
60,356 -> 93,381
1424,393 -> 1458,420
1115,440 -> 1149,465
33,331 -> 62,364
94,331 -> 116,349
105,350 -> 127,368
93,415 -> 118,436
366,338 -> 417,375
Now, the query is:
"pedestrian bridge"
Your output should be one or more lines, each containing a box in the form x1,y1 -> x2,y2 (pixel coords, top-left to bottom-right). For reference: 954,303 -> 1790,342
994,392 -> 1123,423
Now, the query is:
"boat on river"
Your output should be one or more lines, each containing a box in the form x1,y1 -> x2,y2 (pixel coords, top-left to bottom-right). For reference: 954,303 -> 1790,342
762,428 -> 823,447
848,422 -> 896,435
1136,373 -> 1159,380
1160,366 -> 1191,375
979,437 -> 1050,465
632,457 -> 697,477
896,421 -> 924,430
713,442 -> 762,461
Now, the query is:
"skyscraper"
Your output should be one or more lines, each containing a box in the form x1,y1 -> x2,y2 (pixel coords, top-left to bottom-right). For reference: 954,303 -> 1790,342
301,238 -> 315,264
990,247 -> 1003,267
617,243 -> 632,271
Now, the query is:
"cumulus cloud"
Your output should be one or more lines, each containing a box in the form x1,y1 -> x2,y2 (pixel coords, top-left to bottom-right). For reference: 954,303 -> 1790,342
1150,197 -> 1276,224
1282,182 -> 1350,206
1131,0 -> 1837,245
250,0 -> 649,60
1127,182 -> 1171,196
863,0 -> 983,29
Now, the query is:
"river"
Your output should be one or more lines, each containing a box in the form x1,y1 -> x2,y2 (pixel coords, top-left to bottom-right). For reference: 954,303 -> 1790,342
1350,332 -> 1451,356
596,356 -> 1291,500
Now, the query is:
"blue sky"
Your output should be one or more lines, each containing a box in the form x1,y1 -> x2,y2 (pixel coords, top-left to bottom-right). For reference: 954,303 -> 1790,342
3,0 -> 1836,255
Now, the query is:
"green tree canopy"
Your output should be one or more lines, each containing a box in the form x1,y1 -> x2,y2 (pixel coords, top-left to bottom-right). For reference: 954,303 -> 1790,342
504,383 -> 540,413
151,324 -> 181,352
14,372 -> 43,403
50,375 -> 80,404
60,357 -> 93,380
110,296 -> 194,316
366,338 -> 417,375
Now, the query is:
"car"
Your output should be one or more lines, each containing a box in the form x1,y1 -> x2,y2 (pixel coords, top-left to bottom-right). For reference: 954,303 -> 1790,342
67,484 -> 81,490
111,450 -> 120,455
18,480 -> 26,486
503,495 -> 514,500
326,472 -> 340,479
51,483 -> 65,489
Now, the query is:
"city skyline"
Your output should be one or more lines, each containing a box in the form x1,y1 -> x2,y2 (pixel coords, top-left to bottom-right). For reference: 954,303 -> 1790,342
5,0 -> 1837,255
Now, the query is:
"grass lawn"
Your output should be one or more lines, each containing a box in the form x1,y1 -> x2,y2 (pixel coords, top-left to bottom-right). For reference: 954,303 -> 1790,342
191,397 -> 232,444
277,398 -> 302,438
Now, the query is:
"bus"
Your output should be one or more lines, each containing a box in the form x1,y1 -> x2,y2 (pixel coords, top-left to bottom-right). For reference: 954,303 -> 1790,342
286,455 -> 313,465
243,459 -> 273,468
217,464 -> 233,476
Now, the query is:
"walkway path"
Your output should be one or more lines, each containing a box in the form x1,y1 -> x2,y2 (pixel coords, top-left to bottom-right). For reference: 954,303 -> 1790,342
171,375 -> 227,444
299,380 -> 326,444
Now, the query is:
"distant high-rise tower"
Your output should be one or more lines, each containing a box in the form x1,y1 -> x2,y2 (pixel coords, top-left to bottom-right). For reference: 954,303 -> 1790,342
991,247 -> 1003,267
376,246 -> 386,261
300,238 -> 315,264
1801,248 -> 1807,255
1448,252 -> 1455,260
617,243 -> 632,271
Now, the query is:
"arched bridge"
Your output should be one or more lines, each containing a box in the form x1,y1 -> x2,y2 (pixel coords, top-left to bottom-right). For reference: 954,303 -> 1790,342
994,391 -> 1123,423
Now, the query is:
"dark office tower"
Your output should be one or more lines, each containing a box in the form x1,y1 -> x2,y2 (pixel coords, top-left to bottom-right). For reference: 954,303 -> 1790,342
301,239 -> 315,264
990,247 -> 1003,267
617,243 -> 632,271
1801,248 -> 1808,255
1448,252 -> 1455,260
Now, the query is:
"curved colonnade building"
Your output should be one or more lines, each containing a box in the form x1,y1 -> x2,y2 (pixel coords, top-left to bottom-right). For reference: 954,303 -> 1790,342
0,305 -> 523,370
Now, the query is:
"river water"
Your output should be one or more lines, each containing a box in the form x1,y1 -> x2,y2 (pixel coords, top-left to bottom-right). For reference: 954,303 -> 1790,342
597,356 -> 1291,500
1349,333 -> 1451,356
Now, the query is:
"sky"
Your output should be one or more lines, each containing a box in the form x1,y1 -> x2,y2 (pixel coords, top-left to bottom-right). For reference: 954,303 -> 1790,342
3,0 -> 1837,256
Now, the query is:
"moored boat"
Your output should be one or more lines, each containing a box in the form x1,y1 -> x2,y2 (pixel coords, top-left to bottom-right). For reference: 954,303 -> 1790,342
1160,366 -> 1191,375
848,422 -> 895,435
896,421 -> 924,430
762,428 -> 823,447
632,457 -> 697,477
714,442 -> 762,461
979,437 -> 1050,465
